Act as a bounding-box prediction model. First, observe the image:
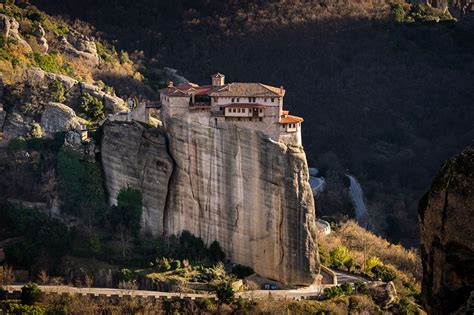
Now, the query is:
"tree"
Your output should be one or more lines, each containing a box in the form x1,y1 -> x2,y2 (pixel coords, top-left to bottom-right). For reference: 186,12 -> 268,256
57,147 -> 106,234
330,246 -> 351,268
372,264 -> 397,282
344,258 -> 356,273
216,281 -> 234,304
365,256 -> 382,272
49,79 -> 66,102
209,240 -> 225,262
110,187 -> 143,258
21,283 -> 41,305
79,92 -> 106,123
341,282 -> 353,295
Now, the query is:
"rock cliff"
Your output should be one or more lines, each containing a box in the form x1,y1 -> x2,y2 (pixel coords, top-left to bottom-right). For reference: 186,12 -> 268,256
419,145 -> 474,314
101,118 -> 319,285
101,122 -> 174,237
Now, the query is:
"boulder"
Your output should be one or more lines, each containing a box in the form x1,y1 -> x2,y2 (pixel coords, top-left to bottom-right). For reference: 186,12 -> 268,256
40,102 -> 88,137
0,14 -> 31,52
419,145 -> 474,314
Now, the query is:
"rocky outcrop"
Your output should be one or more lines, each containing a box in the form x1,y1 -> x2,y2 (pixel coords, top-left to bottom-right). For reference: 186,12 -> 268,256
101,117 -> 319,285
0,14 -> 32,52
101,121 -> 174,236
59,33 -> 99,65
40,102 -> 87,137
34,24 -> 48,53
419,145 -> 474,315
1,68 -> 128,140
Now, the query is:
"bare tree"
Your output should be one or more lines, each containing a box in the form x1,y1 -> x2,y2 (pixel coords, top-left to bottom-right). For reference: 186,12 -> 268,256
38,270 -> 49,285
84,274 -> 94,291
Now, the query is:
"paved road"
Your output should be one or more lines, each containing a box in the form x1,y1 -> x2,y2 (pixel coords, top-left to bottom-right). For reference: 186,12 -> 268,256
346,174 -> 369,227
334,270 -> 369,284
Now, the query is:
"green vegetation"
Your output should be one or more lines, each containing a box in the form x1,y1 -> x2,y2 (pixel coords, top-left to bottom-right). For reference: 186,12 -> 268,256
30,122 -> 44,138
21,283 -> 42,305
57,146 -> 106,230
390,3 -> 456,23
1,204 -> 70,268
95,40 -> 117,64
79,92 -> 106,123
231,264 -> 254,279
329,246 -> 351,268
49,79 -> 66,102
371,264 -> 397,282
390,297 -> 421,314
0,301 -> 45,314
216,281 -> 235,304
110,187 -> 143,258
29,51 -> 75,76
7,136 -> 27,154
209,240 -> 226,262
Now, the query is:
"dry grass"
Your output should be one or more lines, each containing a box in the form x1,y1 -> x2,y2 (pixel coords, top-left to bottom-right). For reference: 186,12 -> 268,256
319,220 -> 422,282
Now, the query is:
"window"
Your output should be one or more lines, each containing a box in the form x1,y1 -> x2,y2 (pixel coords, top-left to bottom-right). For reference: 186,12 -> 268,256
259,108 -> 263,113
232,98 -> 235,102
248,97 -> 251,102
213,97 -> 218,102
253,97 -> 256,102
220,107 -> 223,111
271,98 -> 274,102
236,98 -> 240,102
259,117 -> 262,122
264,98 -> 267,102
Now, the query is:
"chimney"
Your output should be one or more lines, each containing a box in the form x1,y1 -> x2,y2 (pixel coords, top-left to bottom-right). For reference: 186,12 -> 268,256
212,73 -> 225,87
168,81 -> 174,88
280,85 -> 284,95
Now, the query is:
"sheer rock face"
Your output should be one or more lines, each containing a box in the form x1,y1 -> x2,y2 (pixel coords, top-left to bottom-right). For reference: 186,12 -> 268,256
101,122 -> 174,236
419,145 -> 474,315
101,118 -> 319,285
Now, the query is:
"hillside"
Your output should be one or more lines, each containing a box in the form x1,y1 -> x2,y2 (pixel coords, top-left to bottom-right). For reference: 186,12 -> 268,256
29,0 -> 474,247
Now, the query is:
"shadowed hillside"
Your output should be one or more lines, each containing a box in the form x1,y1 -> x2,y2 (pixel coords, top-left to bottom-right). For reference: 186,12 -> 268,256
30,0 -> 474,246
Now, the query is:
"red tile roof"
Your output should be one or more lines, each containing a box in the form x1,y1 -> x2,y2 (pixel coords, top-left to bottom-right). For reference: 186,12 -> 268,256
279,115 -> 304,124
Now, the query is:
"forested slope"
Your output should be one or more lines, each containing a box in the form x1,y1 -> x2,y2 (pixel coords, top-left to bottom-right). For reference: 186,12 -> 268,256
31,0 -> 474,246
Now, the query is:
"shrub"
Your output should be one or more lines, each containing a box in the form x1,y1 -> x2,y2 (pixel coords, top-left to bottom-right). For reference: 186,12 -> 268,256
119,50 -> 129,65
391,3 -> 405,23
365,256 -> 382,272
29,52 -> 74,76
318,244 -> 330,265
344,257 -> 356,273
330,246 -> 351,268
79,93 -> 106,123
231,264 -> 254,279
49,80 -> 66,103
21,283 -> 42,305
119,268 -> 134,282
57,147 -> 106,224
8,136 -> 27,153
340,282 -> 353,295
354,281 -> 368,294
200,298 -> 214,311
324,286 -> 343,299
209,240 -> 225,262
88,233 -> 102,255
216,281 -> 234,304
170,259 -> 181,270
371,264 -> 397,282
390,297 -> 420,315
30,122 -> 44,138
